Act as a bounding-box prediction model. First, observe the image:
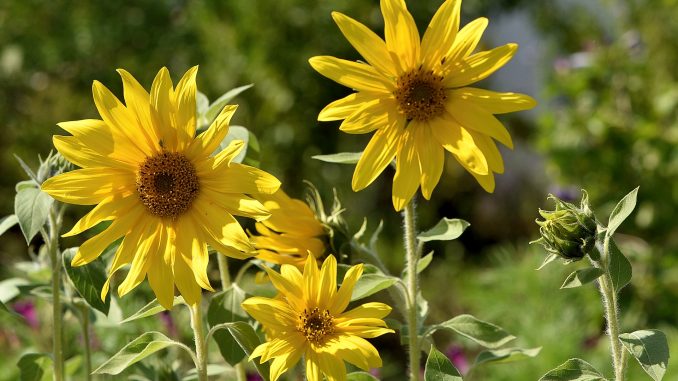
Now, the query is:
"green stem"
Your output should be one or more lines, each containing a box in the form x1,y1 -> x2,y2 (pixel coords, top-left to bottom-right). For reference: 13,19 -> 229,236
78,304 -> 92,380
216,255 -> 247,381
189,303 -> 208,381
47,207 -> 64,381
403,200 -> 421,381
600,235 -> 624,381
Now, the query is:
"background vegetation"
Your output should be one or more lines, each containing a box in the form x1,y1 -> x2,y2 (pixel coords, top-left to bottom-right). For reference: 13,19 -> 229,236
1,0 -> 676,380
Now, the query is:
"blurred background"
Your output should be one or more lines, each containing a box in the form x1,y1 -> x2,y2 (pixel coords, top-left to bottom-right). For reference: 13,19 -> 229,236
1,0 -> 677,380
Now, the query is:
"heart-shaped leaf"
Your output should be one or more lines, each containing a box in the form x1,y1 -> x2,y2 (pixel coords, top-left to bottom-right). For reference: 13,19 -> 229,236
424,345 -> 463,381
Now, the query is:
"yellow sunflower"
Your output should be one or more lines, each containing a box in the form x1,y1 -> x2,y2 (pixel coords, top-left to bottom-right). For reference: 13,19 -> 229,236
309,0 -> 536,211
41,67 -> 281,309
250,189 -> 327,267
242,255 -> 393,381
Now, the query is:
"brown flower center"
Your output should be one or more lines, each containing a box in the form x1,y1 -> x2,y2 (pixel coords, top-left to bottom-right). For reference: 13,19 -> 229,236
394,68 -> 446,122
136,152 -> 199,219
298,307 -> 334,346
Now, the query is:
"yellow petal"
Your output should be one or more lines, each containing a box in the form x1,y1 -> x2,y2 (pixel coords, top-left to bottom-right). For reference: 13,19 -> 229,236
392,128 -> 421,211
304,255 -> 320,308
331,12 -> 396,77
381,0 -> 420,71
330,335 -> 382,370
421,0 -> 461,69
147,226 -> 175,310
450,87 -> 536,114
318,256 -> 337,307
241,297 -> 298,328
63,194 -> 138,237
193,197 -> 253,254
338,302 -> 393,321
118,223 -> 162,297
351,117 -> 404,191
150,67 -> 178,151
309,56 -> 394,93
202,188 -> 270,221
41,168 -> 135,205
269,348 -> 303,381
53,135 -> 135,171
185,105 -> 238,159
57,119 -> 145,165
201,162 -> 281,195
92,80 -> 155,156
173,250 -> 202,307
416,126 -> 445,200
101,219 -> 148,301
264,266 -> 305,312
316,351 -> 346,381
212,140 -> 245,168
444,43 -> 517,88
329,264 -> 363,315
318,93 -> 372,122
445,17 -> 488,64
116,69 -> 161,153
468,130 -> 504,174
447,97 -> 514,148
305,350 -> 322,381
173,66 -> 199,150
339,97 -> 395,135
430,116 -> 489,175
471,170 -> 496,193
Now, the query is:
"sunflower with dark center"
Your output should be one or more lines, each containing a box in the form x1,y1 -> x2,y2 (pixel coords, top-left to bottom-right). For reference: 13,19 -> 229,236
310,0 -> 537,210
41,67 -> 281,309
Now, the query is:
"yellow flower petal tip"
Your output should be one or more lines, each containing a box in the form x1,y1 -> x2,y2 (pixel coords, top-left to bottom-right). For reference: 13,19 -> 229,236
242,255 -> 393,381
312,0 -> 536,207
44,67 -> 281,308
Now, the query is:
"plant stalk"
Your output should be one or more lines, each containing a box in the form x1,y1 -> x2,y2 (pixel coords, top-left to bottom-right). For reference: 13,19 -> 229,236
403,200 -> 421,381
78,304 -> 92,380
216,255 -> 247,381
47,207 -> 64,381
189,303 -> 208,381
599,234 -> 624,381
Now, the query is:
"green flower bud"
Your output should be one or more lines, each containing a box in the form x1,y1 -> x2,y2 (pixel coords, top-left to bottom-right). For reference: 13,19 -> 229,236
533,191 -> 598,262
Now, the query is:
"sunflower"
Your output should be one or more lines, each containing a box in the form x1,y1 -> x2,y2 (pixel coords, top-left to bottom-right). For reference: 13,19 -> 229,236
309,0 -> 536,211
41,67 -> 281,309
249,189 -> 327,267
242,255 -> 393,381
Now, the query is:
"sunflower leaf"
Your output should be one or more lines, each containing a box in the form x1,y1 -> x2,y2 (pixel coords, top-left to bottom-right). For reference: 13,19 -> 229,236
93,332 -> 192,375
312,152 -> 362,164
560,268 -> 604,289
429,314 -> 515,349
0,214 -> 18,237
619,329 -> 669,381
207,285 -> 249,365
217,125 -> 249,164
474,347 -> 542,367
208,321 -> 270,381
424,345 -> 463,381
418,218 -> 470,242
62,248 -> 110,314
120,296 -> 185,324
14,187 -> 53,244
607,238 -> 632,293
350,273 -> 398,301
538,358 -> 606,381
607,186 -> 639,237
17,352 -> 52,381
204,84 -> 254,126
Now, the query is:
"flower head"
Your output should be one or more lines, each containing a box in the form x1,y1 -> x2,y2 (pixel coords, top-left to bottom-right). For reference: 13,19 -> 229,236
310,0 -> 536,210
41,67 -> 281,309
249,189 -> 327,267
533,191 -> 598,262
242,255 -> 393,381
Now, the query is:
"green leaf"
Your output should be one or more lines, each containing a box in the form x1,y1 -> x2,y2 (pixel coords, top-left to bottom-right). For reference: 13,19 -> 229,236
93,332 -> 191,375
214,321 -> 270,381
207,285 -> 249,365
538,358 -> 606,381
0,299 -> 23,321
418,218 -> 470,243
431,314 -> 515,349
14,154 -> 39,183
16,180 -> 37,192
560,268 -> 604,289
0,215 -> 18,237
17,353 -> 52,381
120,296 -> 185,323
0,277 -> 31,302
537,253 -> 560,270
204,84 -> 253,125
350,273 -> 398,301
242,129 -> 261,168
347,372 -> 379,381
312,152 -> 362,164
196,91 -> 209,116
14,187 -> 53,244
418,251 -> 434,273
474,347 -> 541,366
607,186 -> 639,237
424,345 -> 463,381
608,238 -> 632,293
619,329 -> 669,381
217,126 -> 249,163
62,248 -> 110,314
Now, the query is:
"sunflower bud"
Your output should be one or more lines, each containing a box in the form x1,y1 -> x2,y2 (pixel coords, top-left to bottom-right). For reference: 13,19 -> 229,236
533,192 -> 598,262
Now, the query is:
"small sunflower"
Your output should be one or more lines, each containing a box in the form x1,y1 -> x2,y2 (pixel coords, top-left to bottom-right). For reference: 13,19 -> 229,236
242,255 -> 393,381
41,67 -> 281,309
249,189 -> 327,267
309,0 -> 536,210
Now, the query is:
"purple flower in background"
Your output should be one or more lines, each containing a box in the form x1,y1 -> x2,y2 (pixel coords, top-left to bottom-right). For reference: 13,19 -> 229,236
159,310 -> 177,337
369,368 -> 380,378
13,300 -> 39,329
246,373 -> 263,381
446,345 -> 470,375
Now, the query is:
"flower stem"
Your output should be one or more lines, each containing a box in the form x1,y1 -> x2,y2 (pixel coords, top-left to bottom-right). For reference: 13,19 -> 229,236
189,303 -> 208,381
216,255 -> 247,381
600,235 -> 624,381
78,303 -> 92,380
402,200 -> 421,381
47,207 -> 64,381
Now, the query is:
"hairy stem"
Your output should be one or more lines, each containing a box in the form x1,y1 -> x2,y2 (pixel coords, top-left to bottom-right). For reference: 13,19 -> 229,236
403,200 -> 421,381
600,234 -> 624,381
189,303 -> 208,381
47,207 -> 64,381
78,304 -> 92,380
216,255 -> 247,381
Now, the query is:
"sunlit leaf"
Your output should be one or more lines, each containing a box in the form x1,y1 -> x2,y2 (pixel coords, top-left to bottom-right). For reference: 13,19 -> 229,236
430,314 -> 515,349
207,285 -> 249,365
350,274 -> 398,301
17,353 -> 52,381
62,248 -> 110,314
538,358 -> 606,381
474,347 -> 541,366
14,187 -> 53,244
204,84 -> 253,125
312,152 -> 362,164
418,218 -> 470,242
208,321 -> 270,381
608,238 -> 632,293
607,186 -> 639,237
120,297 -> 185,324
93,332 -> 191,375
619,329 -> 669,381
424,345 -> 462,381
560,268 -> 604,289
0,215 -> 18,237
